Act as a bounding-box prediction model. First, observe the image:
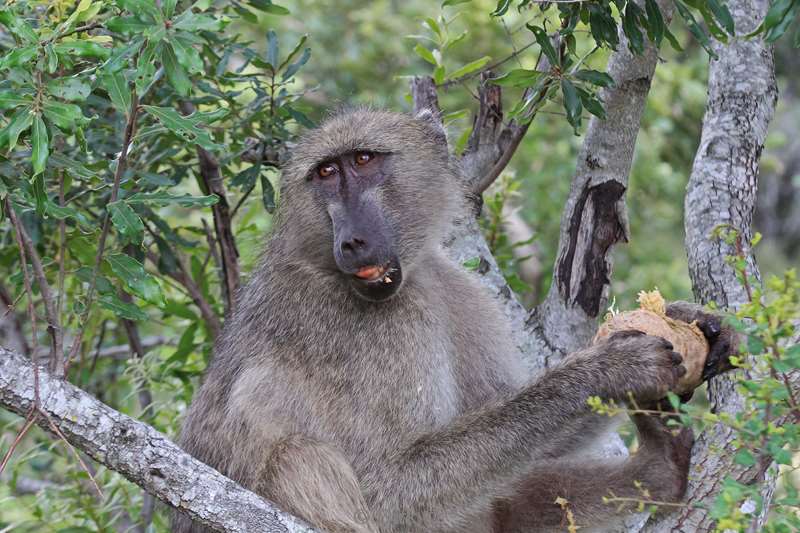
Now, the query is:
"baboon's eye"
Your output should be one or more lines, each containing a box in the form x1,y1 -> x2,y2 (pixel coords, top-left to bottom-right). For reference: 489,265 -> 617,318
317,163 -> 338,179
354,152 -> 372,166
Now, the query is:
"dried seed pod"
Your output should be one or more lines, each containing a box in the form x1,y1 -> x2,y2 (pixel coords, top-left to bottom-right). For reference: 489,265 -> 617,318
594,290 -> 709,394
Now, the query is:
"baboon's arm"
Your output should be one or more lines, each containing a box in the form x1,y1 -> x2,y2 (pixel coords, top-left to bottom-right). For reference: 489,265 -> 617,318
361,360 -> 602,531
361,334 -> 682,532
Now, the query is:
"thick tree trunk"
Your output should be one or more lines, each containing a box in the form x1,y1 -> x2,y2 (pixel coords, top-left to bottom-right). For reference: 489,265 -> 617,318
0,347 -> 316,533
637,1 -> 779,531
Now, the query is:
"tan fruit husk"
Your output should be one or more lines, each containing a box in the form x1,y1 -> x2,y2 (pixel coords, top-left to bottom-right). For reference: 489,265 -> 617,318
594,289 -> 709,394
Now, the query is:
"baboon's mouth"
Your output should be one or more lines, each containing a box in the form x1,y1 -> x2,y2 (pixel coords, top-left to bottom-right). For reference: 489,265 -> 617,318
353,264 -> 391,283
348,258 -> 403,302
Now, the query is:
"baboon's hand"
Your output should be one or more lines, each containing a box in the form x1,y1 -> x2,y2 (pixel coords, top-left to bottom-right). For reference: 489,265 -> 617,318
665,301 -> 740,381
592,330 -> 687,403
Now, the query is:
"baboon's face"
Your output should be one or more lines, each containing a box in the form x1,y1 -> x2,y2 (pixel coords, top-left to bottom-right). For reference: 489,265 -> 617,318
281,110 -> 457,302
310,150 -> 403,302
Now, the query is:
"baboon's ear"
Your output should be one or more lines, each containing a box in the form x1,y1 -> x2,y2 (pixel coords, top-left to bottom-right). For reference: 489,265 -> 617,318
415,108 -> 448,147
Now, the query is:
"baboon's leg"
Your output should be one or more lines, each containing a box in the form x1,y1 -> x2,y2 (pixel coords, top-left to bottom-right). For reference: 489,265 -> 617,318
495,414 -> 694,532
259,434 -> 378,533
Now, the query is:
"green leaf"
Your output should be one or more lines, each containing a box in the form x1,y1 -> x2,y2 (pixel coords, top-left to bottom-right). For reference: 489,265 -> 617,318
100,71 -> 131,115
45,201 -> 93,229
578,90 -> 606,120
126,191 -> 219,207
447,56 -> 491,80
280,47 -> 310,81
49,153 -> 95,180
261,174 -> 276,213
706,0 -> 735,35
53,41 -> 111,59
623,2 -> 645,55
0,107 -> 33,150
162,43 -> 192,97
267,29 -> 279,68
142,105 -> 223,150
31,115 -> 49,177
424,17 -> 442,38
163,0 -> 178,19
433,64 -> 445,85
43,101 -> 88,130
173,12 -> 223,32
734,449 -> 756,467
442,0 -> 472,6
99,294 -> 148,321
663,27 -> 684,51
0,10 -> 38,43
644,0 -> 665,45
414,43 -> 437,66
462,257 -> 480,270
675,1 -> 717,58
45,43 -> 58,73
492,0 -> 512,17
0,91 -> 33,109
589,7 -> 620,49
765,2 -> 798,42
168,322 -> 198,364
574,69 -> 615,88
232,164 -> 261,189
765,0 -> 794,30
46,78 -> 91,101
247,1 -> 290,15
106,253 -> 165,305
135,40 -> 160,94
108,201 -> 145,245
0,46 -> 37,69
170,35 -> 204,74
117,0 -> 163,23
490,69 -> 542,88
75,267 -> 114,294
561,78 -> 582,135
102,37 -> 144,73
286,106 -> 315,128
106,15 -> 151,34
527,25 -> 559,67
278,34 -> 308,71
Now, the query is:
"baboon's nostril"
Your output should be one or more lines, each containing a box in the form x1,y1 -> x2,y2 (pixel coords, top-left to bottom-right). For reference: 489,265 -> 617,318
341,237 -> 366,254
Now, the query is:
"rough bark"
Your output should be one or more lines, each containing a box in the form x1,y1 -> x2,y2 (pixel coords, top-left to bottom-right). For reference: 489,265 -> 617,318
0,347 -> 317,533
530,4 -> 674,362
637,1 -> 779,531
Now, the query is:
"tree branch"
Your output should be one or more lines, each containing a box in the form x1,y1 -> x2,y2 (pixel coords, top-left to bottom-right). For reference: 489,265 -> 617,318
0,346 -> 317,533
641,1 -> 779,531
180,101 -> 240,316
529,0 -> 674,359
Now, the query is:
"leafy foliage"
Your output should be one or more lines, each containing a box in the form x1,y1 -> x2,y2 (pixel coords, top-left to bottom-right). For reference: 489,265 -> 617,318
0,0 -> 307,529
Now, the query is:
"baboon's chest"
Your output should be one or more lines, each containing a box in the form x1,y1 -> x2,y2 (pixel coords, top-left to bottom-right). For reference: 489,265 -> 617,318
309,318 -> 462,464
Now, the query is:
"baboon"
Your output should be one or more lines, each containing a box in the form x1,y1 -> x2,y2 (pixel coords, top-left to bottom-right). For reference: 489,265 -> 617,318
174,109 -> 734,533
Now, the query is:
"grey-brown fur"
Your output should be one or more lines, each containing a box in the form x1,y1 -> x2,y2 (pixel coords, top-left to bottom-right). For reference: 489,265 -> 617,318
173,109 -> 707,533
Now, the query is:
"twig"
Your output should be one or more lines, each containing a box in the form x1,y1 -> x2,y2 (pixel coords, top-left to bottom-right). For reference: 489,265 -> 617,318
0,412 -> 37,476
5,198 -> 41,405
438,41 -> 538,89
201,217 -> 224,277
142,223 -> 222,338
0,283 -> 30,356
180,101 -> 239,316
6,198 -> 63,372
65,87 -> 141,372
44,413 -> 103,498
56,171 -> 67,371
